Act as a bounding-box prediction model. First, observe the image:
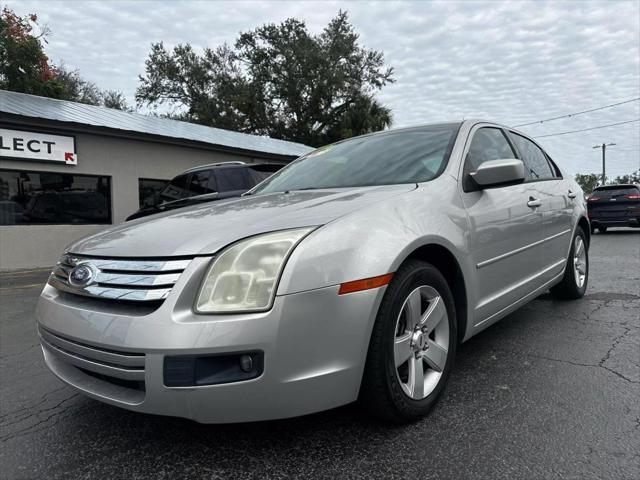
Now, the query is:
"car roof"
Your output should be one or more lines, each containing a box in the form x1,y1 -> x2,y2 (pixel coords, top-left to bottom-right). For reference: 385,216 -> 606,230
181,161 -> 282,174
301,119 -> 531,151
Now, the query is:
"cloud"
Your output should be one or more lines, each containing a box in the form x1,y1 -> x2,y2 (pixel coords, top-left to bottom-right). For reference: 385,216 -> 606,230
6,0 -> 640,177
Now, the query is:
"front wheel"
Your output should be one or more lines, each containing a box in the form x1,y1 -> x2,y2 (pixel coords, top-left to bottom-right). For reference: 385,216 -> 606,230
550,227 -> 589,299
360,260 -> 457,423
598,226 -> 608,233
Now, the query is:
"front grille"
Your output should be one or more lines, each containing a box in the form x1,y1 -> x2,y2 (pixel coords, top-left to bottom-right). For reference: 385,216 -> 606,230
39,326 -> 146,387
48,254 -> 192,302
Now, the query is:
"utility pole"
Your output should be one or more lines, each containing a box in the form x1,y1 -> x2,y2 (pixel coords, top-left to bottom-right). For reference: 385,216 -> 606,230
593,143 -> 616,185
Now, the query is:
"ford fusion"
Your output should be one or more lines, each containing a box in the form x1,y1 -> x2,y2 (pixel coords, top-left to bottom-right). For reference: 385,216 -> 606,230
37,120 -> 590,423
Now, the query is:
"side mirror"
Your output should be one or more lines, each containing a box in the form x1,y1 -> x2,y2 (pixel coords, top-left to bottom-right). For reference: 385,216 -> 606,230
469,159 -> 525,188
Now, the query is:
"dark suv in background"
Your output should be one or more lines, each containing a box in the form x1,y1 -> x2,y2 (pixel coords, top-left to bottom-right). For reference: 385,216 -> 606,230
127,162 -> 283,221
587,184 -> 640,233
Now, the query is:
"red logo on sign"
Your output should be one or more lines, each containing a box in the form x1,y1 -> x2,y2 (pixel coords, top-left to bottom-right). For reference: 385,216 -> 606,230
65,152 -> 75,163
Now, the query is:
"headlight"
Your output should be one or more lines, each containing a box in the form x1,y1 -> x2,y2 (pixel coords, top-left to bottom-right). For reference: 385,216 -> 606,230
195,228 -> 314,313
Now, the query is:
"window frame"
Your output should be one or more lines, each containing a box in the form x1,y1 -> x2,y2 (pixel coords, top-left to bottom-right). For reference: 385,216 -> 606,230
0,167 -> 112,226
507,131 -> 562,182
461,126 -> 519,192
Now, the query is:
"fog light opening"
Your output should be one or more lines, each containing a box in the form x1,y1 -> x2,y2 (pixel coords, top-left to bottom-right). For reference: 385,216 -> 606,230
240,354 -> 254,372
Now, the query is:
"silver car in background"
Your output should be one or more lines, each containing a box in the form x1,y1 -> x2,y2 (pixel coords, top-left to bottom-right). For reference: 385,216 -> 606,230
37,120 -> 590,423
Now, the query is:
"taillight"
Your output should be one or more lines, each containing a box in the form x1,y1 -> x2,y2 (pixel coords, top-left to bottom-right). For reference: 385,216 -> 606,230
627,194 -> 640,200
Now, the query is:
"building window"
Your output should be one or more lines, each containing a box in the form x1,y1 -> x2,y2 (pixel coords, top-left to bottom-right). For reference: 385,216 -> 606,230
139,178 -> 169,207
0,169 -> 111,225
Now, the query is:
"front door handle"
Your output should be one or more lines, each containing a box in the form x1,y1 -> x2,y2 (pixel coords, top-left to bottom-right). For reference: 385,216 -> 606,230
567,190 -> 577,199
527,197 -> 542,208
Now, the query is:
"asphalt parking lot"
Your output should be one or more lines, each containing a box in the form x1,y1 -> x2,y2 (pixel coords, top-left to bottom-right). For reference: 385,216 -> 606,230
1,230 -> 638,480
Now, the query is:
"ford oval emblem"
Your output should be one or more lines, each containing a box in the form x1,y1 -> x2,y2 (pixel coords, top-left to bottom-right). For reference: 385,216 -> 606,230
68,264 -> 95,287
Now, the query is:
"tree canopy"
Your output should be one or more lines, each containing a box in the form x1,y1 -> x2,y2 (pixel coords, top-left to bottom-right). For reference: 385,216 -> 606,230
575,170 -> 640,194
613,170 -> 640,185
0,6 -> 129,110
574,173 -> 601,195
136,12 -> 394,147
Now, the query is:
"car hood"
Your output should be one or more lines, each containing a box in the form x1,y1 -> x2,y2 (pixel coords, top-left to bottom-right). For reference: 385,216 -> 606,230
68,184 -> 416,258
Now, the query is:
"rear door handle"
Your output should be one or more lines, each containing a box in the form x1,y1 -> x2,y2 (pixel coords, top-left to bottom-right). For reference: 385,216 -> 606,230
527,197 -> 542,208
567,190 -> 577,199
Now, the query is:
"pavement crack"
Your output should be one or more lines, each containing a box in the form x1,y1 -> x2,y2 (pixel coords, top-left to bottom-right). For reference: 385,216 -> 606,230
525,352 -> 640,384
597,324 -> 638,383
0,392 -> 80,442
0,384 -> 71,420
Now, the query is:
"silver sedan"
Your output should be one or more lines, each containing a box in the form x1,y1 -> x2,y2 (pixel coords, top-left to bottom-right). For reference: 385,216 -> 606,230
37,120 -> 590,423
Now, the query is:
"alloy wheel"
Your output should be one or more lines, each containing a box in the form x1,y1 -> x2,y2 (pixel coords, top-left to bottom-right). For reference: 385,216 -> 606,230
394,285 -> 449,400
573,236 -> 587,288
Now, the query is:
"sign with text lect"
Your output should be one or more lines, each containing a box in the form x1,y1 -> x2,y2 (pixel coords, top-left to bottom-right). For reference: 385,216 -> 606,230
0,128 -> 77,165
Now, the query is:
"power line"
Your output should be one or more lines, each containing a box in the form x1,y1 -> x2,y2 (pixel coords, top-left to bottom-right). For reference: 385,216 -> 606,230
533,119 -> 640,138
513,97 -> 640,127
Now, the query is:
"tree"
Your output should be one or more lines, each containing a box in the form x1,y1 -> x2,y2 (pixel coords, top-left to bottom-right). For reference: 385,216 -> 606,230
101,90 -> 132,111
0,6 -> 130,110
54,64 -> 102,104
574,173 -> 600,195
136,11 -> 394,146
613,170 -> 640,184
0,7 -> 61,97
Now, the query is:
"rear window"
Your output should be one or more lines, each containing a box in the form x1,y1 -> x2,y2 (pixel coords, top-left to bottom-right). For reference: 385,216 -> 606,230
592,186 -> 639,198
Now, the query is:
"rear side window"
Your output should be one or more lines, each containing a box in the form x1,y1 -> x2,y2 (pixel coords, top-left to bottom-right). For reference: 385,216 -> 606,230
215,168 -> 250,192
510,134 -> 555,181
465,127 -> 516,174
159,174 -> 190,202
188,171 -> 216,195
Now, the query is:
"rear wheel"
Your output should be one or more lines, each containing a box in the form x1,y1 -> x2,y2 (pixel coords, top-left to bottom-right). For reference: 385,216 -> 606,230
360,260 -> 456,423
550,227 -> 588,299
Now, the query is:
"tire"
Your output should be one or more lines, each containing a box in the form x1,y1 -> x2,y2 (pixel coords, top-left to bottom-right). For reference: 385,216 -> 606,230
597,227 -> 607,233
360,259 -> 457,423
550,226 -> 589,300
590,224 -> 595,235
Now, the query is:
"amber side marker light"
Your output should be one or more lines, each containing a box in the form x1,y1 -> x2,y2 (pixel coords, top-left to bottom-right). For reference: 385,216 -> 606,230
338,273 -> 394,295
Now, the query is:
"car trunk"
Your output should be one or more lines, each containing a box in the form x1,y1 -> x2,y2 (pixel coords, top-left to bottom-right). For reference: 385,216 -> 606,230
588,186 -> 640,220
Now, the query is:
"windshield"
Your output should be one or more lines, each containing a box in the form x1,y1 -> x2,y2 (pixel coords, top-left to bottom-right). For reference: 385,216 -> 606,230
253,124 -> 460,193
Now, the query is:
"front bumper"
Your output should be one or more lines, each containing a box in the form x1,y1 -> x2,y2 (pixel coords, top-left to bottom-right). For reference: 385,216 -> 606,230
36,257 -> 385,423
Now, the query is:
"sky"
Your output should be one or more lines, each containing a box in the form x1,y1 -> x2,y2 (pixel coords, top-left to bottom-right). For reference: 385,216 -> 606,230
5,0 -> 640,178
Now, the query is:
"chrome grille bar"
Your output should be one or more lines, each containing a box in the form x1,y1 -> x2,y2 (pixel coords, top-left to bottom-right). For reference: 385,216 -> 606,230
53,265 -> 181,287
60,254 -> 192,273
50,254 -> 193,302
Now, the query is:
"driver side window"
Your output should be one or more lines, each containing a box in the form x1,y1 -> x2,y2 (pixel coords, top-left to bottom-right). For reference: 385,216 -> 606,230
463,127 -> 516,190
465,128 -> 516,174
